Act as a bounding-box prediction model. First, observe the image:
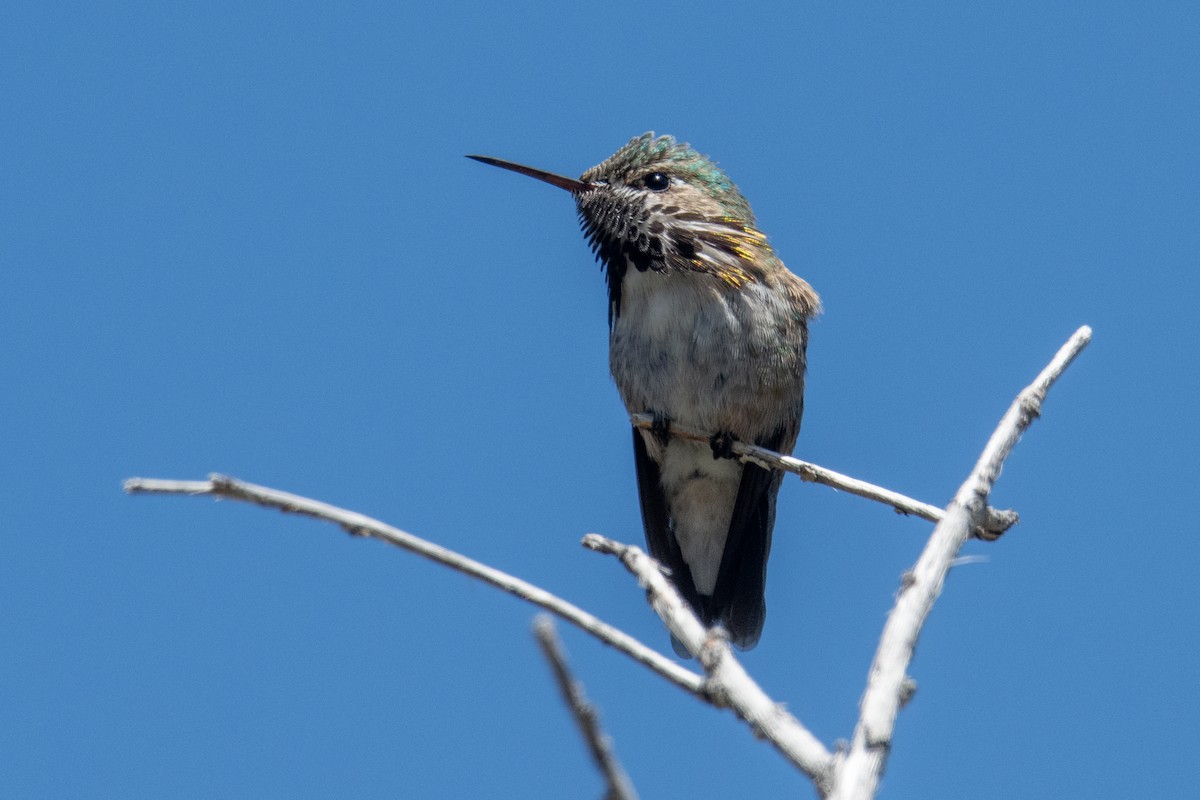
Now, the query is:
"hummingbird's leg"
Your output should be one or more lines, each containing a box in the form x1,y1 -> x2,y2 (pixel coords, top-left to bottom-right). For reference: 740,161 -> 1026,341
648,411 -> 673,448
709,430 -> 737,460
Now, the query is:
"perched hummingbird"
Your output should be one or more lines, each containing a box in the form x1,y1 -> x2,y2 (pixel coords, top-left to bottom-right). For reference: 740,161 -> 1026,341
469,133 -> 819,651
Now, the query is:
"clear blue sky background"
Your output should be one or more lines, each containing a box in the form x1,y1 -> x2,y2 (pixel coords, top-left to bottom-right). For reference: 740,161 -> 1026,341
3,2 -> 1196,798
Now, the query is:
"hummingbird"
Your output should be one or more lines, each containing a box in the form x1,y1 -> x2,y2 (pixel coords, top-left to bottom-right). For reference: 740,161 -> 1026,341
468,133 -> 819,651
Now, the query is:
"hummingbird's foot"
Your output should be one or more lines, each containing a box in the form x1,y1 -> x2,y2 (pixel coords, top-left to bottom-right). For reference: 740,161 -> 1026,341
709,430 -> 737,460
649,412 -> 673,447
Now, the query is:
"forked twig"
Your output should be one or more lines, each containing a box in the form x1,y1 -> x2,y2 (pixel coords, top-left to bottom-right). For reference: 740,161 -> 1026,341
583,534 -> 835,792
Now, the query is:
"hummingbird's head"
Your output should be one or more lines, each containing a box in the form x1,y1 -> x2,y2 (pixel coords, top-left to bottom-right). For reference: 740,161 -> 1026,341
468,132 -> 781,323
573,133 -> 769,281
578,132 -> 755,225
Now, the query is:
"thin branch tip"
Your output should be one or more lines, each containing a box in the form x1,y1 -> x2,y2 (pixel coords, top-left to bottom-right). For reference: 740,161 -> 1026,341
534,615 -> 640,800
123,476 -> 220,497
581,533 -> 620,555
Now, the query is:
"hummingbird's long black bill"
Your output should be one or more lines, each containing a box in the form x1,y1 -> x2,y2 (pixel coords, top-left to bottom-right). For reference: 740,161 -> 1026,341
466,155 -> 591,193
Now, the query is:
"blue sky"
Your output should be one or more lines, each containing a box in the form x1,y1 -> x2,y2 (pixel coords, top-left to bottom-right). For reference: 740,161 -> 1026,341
3,2 -> 1197,797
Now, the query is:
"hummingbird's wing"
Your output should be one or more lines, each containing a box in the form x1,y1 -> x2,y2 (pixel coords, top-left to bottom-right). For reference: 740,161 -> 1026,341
709,440 -> 789,651
631,427 -> 707,622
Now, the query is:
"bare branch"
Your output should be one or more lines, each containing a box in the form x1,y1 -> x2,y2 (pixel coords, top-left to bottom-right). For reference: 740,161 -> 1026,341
830,325 -> 1093,800
629,413 -> 1018,540
124,475 -> 702,696
583,533 -> 835,793
125,321 -> 1092,800
533,616 -> 639,800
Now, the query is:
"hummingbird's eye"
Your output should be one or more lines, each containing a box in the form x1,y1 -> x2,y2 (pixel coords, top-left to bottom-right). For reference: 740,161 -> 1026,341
643,172 -> 671,192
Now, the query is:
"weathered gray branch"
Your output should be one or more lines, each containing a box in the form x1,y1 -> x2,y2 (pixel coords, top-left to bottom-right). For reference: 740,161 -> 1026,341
533,616 -> 639,800
123,475 -> 701,696
629,413 -> 1017,540
828,325 -> 1093,800
123,475 -> 834,789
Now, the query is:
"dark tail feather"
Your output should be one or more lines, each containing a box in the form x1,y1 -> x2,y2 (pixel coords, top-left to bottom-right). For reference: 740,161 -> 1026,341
631,427 -> 706,613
